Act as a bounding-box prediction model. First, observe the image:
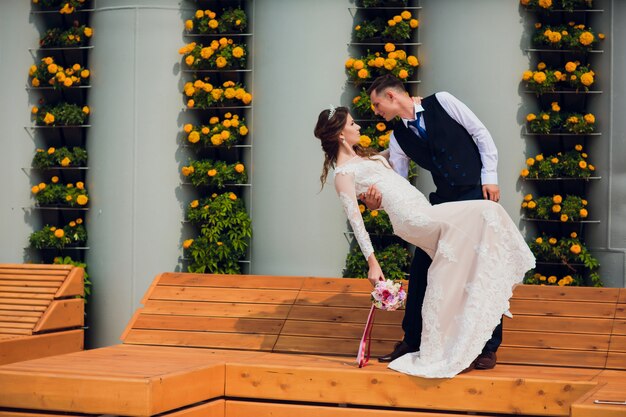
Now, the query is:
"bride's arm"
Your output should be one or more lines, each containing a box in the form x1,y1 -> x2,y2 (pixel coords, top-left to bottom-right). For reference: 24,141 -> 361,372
335,172 -> 385,285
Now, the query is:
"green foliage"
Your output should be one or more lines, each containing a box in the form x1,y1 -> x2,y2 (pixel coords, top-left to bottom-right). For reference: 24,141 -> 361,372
30,221 -> 87,249
184,192 -> 252,274
522,194 -> 589,222
180,40 -> 247,70
39,25 -> 92,48
53,256 -> 92,299
346,49 -> 419,85
186,8 -> 248,34
343,243 -> 410,281
184,78 -> 252,109
354,18 -> 384,41
356,0 -> 408,7
521,0 -> 594,12
183,114 -> 248,148
32,181 -> 89,207
532,23 -> 600,51
32,146 -> 87,168
182,159 -> 247,188
521,146 -> 595,179
361,206 -> 393,235
352,88 -> 376,118
34,102 -> 89,126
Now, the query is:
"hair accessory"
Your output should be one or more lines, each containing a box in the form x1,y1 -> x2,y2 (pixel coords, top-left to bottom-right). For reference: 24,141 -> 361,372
328,104 -> 336,120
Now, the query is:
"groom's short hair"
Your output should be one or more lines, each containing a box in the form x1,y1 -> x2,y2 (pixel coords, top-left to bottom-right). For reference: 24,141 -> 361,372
367,74 -> 406,96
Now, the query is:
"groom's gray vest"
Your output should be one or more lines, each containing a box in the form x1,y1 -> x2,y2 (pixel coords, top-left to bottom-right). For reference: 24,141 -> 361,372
392,94 -> 482,192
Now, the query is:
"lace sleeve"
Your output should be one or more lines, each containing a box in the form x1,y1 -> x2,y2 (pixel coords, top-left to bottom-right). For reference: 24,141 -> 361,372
334,170 -> 374,260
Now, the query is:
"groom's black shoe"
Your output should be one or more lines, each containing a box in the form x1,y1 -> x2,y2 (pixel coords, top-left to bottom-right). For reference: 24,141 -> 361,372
378,341 -> 418,363
474,351 -> 497,370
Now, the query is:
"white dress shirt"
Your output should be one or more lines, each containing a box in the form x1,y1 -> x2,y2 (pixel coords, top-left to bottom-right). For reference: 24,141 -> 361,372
388,91 -> 499,185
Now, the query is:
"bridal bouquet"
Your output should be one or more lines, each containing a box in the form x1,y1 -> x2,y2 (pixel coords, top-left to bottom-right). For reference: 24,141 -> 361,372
371,279 -> 406,311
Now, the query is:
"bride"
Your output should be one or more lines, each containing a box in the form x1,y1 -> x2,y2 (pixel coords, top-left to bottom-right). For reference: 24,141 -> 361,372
313,105 -> 535,378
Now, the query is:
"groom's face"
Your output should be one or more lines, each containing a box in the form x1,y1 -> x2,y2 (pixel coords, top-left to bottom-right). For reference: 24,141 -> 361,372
370,89 -> 398,122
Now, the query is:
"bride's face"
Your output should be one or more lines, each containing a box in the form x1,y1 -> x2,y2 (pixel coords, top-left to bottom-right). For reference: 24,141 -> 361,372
341,114 -> 361,146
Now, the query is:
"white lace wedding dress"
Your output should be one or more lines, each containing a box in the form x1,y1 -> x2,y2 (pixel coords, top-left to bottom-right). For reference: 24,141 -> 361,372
334,155 -> 535,378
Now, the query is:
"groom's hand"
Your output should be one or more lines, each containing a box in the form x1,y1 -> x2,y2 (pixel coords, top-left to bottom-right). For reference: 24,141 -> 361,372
359,184 -> 382,210
483,184 -> 500,202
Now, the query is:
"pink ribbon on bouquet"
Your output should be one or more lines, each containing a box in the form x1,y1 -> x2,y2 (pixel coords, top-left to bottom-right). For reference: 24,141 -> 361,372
356,304 -> 376,368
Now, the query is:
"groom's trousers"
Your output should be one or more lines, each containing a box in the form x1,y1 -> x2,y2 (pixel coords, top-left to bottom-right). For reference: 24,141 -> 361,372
402,185 -> 504,353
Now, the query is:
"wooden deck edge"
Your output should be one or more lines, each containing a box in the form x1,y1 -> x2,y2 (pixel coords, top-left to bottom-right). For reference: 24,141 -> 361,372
0,329 -> 83,365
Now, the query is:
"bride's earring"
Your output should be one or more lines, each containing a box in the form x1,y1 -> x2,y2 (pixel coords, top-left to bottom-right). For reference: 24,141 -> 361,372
341,136 -> 346,144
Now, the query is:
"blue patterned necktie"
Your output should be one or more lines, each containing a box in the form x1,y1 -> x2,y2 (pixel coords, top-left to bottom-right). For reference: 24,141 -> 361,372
409,112 -> 428,140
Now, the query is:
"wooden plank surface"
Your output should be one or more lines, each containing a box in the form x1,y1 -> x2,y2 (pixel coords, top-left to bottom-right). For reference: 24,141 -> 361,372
498,346 -> 608,368
0,344 -> 249,415
294,291 -> 372,308
156,273 -> 305,290
606,352 -> 626,370
168,400 -> 224,417
273,335 -> 396,356
280,320 -> 402,340
225,353 -> 597,416
149,286 -> 299,304
0,329 -> 83,365
124,329 -> 278,351
300,277 -> 374,293
33,298 -> 84,332
54,266 -> 83,298
287,305 -> 403,325
509,299 -> 617,318
225,400 -> 495,417
503,330 -> 610,351
571,382 -> 626,417
512,285 -> 620,302
141,300 -> 292,319
130,314 -> 284,334
503,315 -> 614,334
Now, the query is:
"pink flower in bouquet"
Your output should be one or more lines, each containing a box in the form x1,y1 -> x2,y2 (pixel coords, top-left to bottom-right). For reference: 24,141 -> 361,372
371,279 -> 406,311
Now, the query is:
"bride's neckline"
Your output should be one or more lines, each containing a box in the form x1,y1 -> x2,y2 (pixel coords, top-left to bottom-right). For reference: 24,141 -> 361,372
335,154 -> 360,168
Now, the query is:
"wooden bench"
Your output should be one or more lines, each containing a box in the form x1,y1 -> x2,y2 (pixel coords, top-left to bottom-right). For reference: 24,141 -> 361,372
0,264 -> 84,365
0,272 -> 624,417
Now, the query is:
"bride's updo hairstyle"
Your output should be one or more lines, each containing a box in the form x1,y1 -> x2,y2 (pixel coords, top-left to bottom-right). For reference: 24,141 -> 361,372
314,106 -> 376,188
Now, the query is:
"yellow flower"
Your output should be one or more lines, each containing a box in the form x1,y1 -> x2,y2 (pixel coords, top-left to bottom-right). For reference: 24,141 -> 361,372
579,31 -> 594,46
537,62 -> 546,70
401,11 -> 411,20
584,113 -> 595,124
32,78 -> 40,87
185,20 -> 193,31
551,102 -> 560,112
188,131 -> 200,144
535,237 -> 543,244
345,58 -> 355,69
183,239 -> 194,249
232,46 -> 244,58
539,275 -> 547,281
538,0 -> 553,8
548,275 -> 557,284
383,58 -> 397,70
407,56 -> 418,67
549,237 -> 557,245
80,69 -> 90,78
548,31 -> 562,43
534,22 -> 541,29
221,130 -> 230,140
520,169 -> 529,178
571,232 -> 578,238
76,218 -> 83,224
409,19 -> 419,29
69,221 -> 76,227
393,15 -> 402,22
183,124 -> 193,133
84,27 -> 93,37
579,160 -> 588,169
552,205 -> 561,213
371,210 -> 379,217
239,126 -> 249,136
521,201 -> 528,208
31,185 -> 40,194
526,158 -> 535,166
242,93 -> 252,105
195,10 -> 204,18
82,106 -> 90,114
541,114 -> 549,121
43,113 -> 55,125
551,157 -> 559,164
598,33 -> 605,40
76,195 -> 88,206
208,169 -> 217,177
190,200 -> 199,208
219,37 -> 228,47
359,135 -> 372,148
61,157 -> 71,167
575,144 -> 583,151
589,164 -> 595,171
384,43 -> 395,52
47,147 -> 55,155
216,57 -> 227,68
527,201 -> 537,209
353,60 -> 364,70
235,163 -> 245,173
560,214 -> 568,222
63,78 -> 73,87
201,126 -> 210,134
357,68 -> 369,79
54,229 -> 65,238
210,135 -> 223,146
209,19 -> 218,29
524,193 -> 533,202
51,176 -> 59,183
536,154 -> 544,162
570,244 -> 581,255
388,19 -> 396,27
532,71 -> 546,84
580,72 -> 594,87
582,199 -> 588,206
376,122 -> 386,132
229,193 -> 237,201
565,61 -> 577,73
580,208 -> 588,218
355,25 -> 361,31
398,69 -> 409,79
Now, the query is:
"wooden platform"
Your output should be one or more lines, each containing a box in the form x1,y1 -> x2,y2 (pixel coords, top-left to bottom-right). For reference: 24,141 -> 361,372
0,273 -> 624,417
0,264 -> 84,365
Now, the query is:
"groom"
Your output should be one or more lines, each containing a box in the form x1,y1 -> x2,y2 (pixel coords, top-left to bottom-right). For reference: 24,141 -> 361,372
362,74 -> 501,371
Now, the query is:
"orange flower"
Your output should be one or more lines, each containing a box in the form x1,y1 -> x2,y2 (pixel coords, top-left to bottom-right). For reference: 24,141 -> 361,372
54,229 -> 65,238
570,244 -> 581,255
